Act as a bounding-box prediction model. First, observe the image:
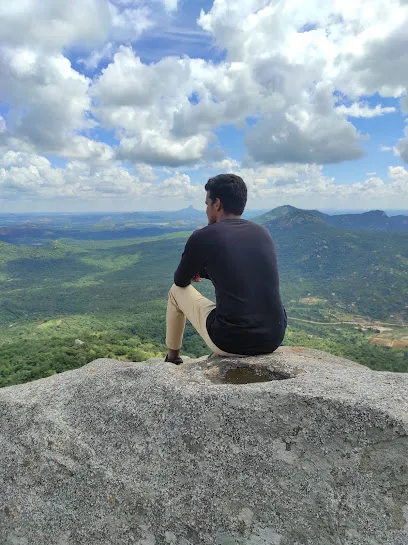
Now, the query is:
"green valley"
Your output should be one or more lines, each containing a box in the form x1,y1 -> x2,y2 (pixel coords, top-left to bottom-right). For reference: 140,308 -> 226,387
0,207 -> 407,387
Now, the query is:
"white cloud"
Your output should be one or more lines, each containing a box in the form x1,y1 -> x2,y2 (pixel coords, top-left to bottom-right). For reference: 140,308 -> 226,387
2,0 -> 408,209
1,148 -> 406,210
388,166 -> 408,197
0,150 -> 202,203
78,42 -> 116,71
340,18 -> 408,98
0,48 -> 92,153
161,0 -> 179,12
198,0 -> 408,164
0,151 -> 147,200
0,116 -> 6,147
0,0 -> 110,51
244,84 -> 364,165
336,103 -> 396,118
380,146 -> 392,152
133,163 -> 159,182
117,134 -> 209,166
211,158 -> 241,171
150,174 -> 202,199
59,137 -> 115,163
395,126 -> 408,163
0,0 -> 157,160
108,3 -> 153,41
93,47 -> 220,165
201,160 -> 407,210
109,0 -> 179,12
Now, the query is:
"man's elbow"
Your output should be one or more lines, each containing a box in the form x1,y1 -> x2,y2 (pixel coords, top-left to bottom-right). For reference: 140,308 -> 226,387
174,274 -> 191,288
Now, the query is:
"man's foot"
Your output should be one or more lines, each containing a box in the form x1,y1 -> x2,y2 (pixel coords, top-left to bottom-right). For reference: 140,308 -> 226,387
165,354 -> 183,365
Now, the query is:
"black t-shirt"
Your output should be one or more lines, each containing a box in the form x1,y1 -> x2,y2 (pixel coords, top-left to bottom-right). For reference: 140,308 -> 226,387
174,218 -> 286,355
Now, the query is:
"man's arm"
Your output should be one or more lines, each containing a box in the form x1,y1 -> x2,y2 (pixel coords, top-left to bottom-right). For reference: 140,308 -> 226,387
174,233 -> 207,287
197,265 -> 210,279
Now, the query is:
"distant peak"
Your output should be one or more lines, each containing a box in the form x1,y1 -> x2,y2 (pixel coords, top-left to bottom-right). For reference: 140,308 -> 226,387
252,204 -> 301,225
270,210 -> 325,228
362,210 -> 387,217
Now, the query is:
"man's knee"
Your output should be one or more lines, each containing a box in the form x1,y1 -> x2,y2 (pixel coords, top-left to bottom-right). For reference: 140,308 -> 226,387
168,283 -> 187,302
169,283 -> 180,298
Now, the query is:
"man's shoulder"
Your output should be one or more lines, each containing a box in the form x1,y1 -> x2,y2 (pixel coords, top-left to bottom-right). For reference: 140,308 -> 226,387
244,219 -> 267,230
185,224 -> 215,246
190,223 -> 219,237
188,220 -> 271,239
238,219 -> 272,237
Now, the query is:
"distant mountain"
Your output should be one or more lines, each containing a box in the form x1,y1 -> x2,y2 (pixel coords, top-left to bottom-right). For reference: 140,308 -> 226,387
256,208 -> 324,229
0,207 -> 207,244
253,206 -> 408,232
165,206 -> 205,221
256,212 -> 408,321
315,209 -> 408,232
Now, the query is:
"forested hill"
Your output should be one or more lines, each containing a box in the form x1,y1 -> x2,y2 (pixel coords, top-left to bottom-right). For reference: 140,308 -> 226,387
258,212 -> 408,321
0,210 -> 407,387
254,205 -> 408,232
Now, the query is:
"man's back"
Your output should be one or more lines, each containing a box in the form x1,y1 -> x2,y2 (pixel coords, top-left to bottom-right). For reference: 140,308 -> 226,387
174,218 -> 286,355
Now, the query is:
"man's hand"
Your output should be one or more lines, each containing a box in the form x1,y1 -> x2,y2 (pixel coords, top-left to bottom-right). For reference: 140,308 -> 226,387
191,274 -> 202,282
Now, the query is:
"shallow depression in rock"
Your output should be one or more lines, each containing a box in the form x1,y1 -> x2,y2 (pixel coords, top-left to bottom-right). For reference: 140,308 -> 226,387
218,365 -> 293,385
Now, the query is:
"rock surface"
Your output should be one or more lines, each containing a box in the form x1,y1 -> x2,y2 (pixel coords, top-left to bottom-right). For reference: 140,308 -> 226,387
1,346 -> 408,545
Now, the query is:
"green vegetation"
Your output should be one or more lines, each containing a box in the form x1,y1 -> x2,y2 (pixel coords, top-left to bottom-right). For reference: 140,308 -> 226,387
0,213 -> 407,387
269,215 -> 408,321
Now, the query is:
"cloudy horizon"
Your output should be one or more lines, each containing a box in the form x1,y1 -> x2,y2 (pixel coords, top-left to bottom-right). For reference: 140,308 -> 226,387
1,0 -> 408,213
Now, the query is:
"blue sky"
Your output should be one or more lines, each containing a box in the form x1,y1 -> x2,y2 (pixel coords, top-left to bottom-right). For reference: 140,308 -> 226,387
0,0 -> 408,212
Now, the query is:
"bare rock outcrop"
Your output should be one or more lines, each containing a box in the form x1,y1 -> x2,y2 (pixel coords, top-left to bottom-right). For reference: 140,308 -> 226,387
1,346 -> 408,544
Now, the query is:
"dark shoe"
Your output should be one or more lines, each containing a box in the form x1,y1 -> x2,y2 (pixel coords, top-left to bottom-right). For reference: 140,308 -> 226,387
165,354 -> 183,365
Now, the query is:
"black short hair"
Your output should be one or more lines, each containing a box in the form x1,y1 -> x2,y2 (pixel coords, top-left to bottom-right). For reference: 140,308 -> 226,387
205,174 -> 247,215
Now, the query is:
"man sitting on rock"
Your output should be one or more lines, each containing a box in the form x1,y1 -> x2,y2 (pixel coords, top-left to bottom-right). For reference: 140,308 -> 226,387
165,173 -> 287,364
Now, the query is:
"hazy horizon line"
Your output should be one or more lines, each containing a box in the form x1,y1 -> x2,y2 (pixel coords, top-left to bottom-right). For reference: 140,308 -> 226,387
1,206 -> 408,217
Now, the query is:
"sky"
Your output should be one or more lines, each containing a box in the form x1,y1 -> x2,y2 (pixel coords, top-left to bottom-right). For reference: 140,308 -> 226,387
1,0 -> 408,213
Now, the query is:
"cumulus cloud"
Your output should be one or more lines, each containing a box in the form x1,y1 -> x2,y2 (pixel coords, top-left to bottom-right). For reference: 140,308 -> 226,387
1,147 -> 406,210
59,137 -> 115,163
0,149 -> 156,200
199,0 -> 408,164
244,84 -> 364,165
0,150 -> 202,203
0,49 -> 92,152
92,47 -> 219,165
341,19 -> 408,98
395,126 -> 408,163
78,42 -> 116,71
117,134 -> 209,166
336,103 -> 396,118
204,159 -> 407,209
2,0 -> 408,207
0,0 -> 110,51
150,174 -> 202,199
0,0 -> 158,159
108,3 -> 153,41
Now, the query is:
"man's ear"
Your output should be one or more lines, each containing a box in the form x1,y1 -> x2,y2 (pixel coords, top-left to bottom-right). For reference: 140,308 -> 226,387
215,198 -> 222,211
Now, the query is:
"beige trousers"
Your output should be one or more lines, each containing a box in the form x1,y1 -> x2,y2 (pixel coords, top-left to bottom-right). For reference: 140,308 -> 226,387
166,284 -> 235,357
